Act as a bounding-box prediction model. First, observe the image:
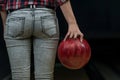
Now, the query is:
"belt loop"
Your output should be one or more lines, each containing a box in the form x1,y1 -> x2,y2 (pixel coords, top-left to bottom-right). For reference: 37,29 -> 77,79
33,5 -> 36,8
30,5 -> 32,8
7,10 -> 10,14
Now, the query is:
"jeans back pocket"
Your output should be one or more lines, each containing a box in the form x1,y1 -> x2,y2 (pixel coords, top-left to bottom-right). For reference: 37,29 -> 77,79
41,15 -> 59,37
6,17 -> 25,38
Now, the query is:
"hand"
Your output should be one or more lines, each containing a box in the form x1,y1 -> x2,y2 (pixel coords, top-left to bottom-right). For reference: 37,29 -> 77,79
64,23 -> 84,42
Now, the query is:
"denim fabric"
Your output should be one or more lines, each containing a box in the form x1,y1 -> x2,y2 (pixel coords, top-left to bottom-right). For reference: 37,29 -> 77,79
4,8 -> 59,80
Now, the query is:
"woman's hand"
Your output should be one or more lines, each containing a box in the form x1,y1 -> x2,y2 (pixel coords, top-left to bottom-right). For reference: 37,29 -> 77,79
64,23 -> 84,41
60,1 -> 84,41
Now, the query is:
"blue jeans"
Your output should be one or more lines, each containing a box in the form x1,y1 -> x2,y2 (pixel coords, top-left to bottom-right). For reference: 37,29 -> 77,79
4,8 -> 59,80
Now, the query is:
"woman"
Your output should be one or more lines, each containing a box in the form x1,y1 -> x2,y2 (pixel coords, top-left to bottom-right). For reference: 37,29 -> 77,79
0,0 -> 83,80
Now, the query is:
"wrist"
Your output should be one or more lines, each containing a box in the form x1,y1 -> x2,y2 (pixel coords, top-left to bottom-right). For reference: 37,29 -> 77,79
68,21 -> 77,26
67,18 -> 77,25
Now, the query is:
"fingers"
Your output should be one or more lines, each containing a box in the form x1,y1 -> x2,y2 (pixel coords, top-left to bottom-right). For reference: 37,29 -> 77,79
64,32 -> 70,41
80,33 -> 84,42
64,31 -> 84,41
73,33 -> 77,39
69,33 -> 73,38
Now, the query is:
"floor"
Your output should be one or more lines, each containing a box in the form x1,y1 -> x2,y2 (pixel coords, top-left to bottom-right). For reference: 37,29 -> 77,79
54,64 -> 89,80
1,38 -> 120,80
54,60 -> 120,80
2,60 -> 120,80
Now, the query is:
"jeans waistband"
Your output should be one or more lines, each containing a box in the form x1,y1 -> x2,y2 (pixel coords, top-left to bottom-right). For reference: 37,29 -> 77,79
7,5 -> 55,13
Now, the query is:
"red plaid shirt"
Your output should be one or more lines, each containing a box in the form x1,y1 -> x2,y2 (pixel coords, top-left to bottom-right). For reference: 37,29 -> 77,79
0,0 -> 68,11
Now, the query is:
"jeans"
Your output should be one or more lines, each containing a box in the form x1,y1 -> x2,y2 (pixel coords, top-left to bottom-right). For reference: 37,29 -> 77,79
4,8 -> 59,80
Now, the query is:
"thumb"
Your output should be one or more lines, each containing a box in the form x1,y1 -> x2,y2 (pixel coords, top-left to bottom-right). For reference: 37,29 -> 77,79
64,32 -> 70,41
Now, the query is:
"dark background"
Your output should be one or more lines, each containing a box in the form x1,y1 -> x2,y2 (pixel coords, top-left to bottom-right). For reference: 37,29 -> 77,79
0,0 -> 120,79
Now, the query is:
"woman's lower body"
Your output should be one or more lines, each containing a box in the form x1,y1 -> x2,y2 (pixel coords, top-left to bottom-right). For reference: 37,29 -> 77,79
4,8 -> 59,80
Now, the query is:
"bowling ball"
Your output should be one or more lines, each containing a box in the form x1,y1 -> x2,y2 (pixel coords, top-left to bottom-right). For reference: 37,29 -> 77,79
58,38 -> 91,70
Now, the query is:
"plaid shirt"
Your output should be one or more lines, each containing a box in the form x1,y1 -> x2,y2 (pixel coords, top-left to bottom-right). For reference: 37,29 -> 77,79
0,0 -> 68,11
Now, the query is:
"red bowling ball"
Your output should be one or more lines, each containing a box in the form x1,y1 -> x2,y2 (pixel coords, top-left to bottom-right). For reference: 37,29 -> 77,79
58,38 -> 91,70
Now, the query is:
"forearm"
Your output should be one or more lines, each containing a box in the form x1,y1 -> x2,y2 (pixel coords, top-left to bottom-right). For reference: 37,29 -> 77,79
0,11 -> 7,26
60,1 -> 83,40
60,0 -> 77,25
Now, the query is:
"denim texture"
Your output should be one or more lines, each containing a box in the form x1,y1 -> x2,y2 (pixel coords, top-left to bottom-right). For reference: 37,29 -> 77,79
4,8 -> 59,80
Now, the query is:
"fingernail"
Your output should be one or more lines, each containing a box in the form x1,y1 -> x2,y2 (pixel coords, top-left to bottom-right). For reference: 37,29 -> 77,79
63,38 -> 66,41
80,39 -> 83,42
